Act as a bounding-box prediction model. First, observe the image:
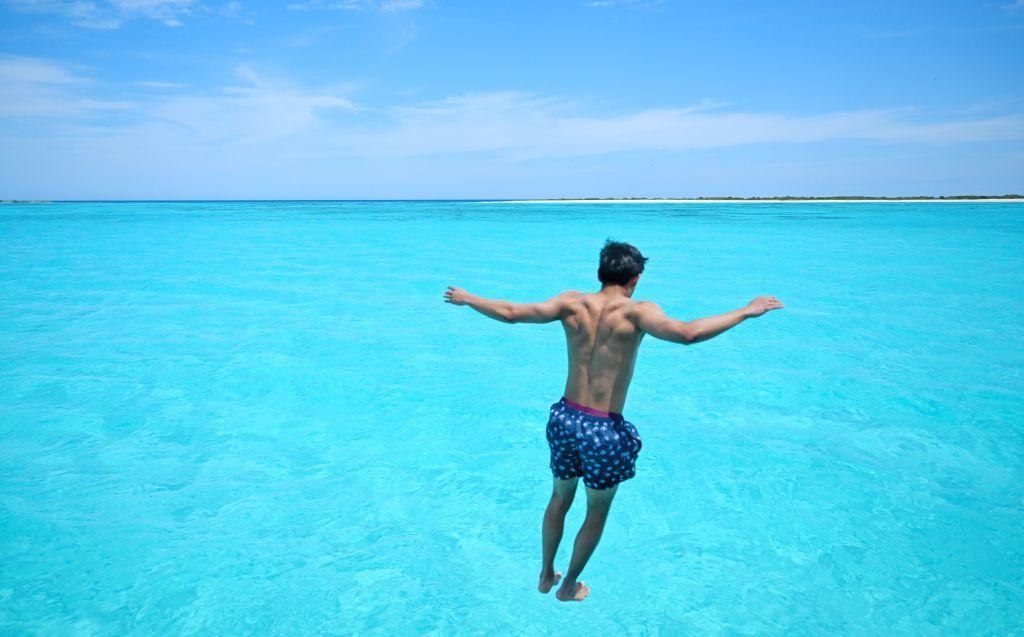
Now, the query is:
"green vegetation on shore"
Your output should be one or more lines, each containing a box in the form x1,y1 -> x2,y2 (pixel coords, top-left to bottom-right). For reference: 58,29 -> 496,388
552,194 -> 1024,201
2,196 -> 1022,204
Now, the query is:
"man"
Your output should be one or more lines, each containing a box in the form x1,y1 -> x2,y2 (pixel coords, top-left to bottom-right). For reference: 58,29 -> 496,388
443,240 -> 783,602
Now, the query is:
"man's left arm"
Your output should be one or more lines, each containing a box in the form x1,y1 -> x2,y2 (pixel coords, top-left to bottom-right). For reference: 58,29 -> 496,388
443,287 -> 572,324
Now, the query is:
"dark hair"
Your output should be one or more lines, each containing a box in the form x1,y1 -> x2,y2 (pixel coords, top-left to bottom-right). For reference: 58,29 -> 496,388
598,240 -> 648,285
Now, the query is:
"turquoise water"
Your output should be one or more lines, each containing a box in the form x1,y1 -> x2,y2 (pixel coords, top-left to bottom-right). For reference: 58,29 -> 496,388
1,201 -> 1022,635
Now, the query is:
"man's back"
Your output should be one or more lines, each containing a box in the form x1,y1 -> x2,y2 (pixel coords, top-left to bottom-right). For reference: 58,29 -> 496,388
559,291 -> 644,415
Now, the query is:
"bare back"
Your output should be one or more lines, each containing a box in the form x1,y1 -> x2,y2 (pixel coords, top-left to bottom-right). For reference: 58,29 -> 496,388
445,281 -> 782,415
559,292 -> 645,414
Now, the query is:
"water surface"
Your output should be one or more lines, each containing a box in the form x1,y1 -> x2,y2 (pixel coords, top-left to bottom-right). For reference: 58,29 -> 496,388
1,201 -> 1022,634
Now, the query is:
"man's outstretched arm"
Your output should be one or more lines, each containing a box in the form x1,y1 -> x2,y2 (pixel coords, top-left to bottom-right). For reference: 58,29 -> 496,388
443,286 -> 575,324
633,296 -> 783,344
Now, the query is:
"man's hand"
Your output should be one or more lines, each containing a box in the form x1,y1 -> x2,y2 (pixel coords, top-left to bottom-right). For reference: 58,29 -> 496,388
444,286 -> 470,306
744,295 -> 784,317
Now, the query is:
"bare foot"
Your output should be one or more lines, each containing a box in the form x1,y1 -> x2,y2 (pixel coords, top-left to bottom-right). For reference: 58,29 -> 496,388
537,570 -> 562,593
555,581 -> 590,602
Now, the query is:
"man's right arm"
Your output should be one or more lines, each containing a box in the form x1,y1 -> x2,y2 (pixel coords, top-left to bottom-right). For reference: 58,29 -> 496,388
632,296 -> 783,345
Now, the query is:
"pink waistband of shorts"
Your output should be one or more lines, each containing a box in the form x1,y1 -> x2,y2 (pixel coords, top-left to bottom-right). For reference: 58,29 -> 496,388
561,397 -> 622,420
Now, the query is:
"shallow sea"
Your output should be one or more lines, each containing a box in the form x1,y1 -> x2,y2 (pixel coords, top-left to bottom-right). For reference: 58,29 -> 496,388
1,201 -> 1022,635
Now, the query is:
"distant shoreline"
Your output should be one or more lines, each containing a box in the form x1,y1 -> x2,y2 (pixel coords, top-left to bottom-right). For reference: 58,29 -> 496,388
503,196 -> 1024,204
3,196 -> 1023,204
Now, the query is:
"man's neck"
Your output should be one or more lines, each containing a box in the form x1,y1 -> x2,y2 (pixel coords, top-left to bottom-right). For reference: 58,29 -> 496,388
598,284 -> 632,299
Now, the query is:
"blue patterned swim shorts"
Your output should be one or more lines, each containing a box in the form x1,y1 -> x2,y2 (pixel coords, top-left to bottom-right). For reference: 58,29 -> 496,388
546,397 -> 643,490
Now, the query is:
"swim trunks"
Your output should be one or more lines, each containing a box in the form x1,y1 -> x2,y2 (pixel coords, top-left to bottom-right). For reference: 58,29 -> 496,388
546,397 -> 643,490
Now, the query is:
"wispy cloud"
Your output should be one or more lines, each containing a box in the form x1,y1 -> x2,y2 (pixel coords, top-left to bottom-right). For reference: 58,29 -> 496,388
0,55 -> 134,116
220,0 -> 255,24
7,58 -> 1024,151
587,0 -> 660,8
7,0 -> 201,28
380,0 -> 421,10
6,60 -> 1024,152
0,53 -> 84,84
286,0 -> 422,11
342,92 -> 1024,159
2,59 -> 1023,197
137,80 -> 187,89
134,65 -> 360,144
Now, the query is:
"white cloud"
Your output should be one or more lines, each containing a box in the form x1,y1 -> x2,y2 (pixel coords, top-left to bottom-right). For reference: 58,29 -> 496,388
0,54 -> 85,84
7,0 -> 201,28
286,0 -> 421,11
220,0 -> 255,24
129,65 -> 360,145
333,92 -> 1024,159
137,80 -> 187,89
379,0 -> 421,10
587,0 -> 659,8
4,59 -> 1023,154
0,55 -> 134,116
2,60 -> 1023,199
6,61 -> 1024,153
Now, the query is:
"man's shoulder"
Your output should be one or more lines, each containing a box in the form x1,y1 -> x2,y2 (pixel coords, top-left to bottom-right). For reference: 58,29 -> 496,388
550,291 -> 585,315
630,299 -> 660,312
622,299 -> 661,322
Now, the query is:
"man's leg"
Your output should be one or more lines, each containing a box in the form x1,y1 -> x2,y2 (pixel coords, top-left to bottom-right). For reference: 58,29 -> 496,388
555,483 -> 619,602
538,477 -> 578,593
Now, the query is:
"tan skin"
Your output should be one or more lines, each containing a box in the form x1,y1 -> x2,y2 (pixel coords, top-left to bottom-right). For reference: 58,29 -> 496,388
444,276 -> 783,601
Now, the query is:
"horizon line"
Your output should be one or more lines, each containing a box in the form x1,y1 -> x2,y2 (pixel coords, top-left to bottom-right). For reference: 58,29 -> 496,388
3,194 -> 1024,204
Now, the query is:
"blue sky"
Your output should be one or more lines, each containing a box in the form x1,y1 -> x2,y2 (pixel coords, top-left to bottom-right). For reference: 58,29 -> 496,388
1,0 -> 1022,199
